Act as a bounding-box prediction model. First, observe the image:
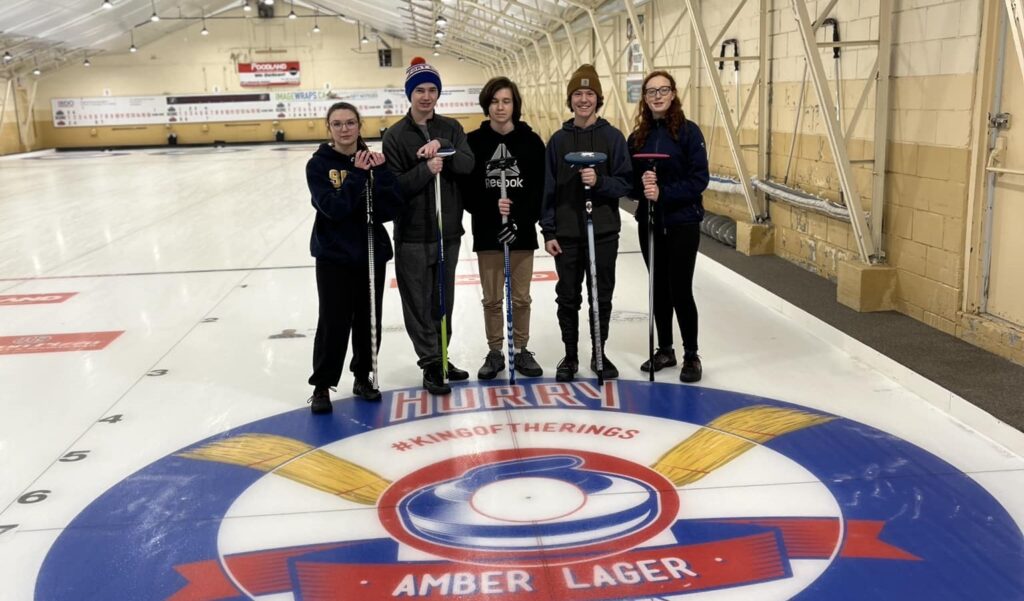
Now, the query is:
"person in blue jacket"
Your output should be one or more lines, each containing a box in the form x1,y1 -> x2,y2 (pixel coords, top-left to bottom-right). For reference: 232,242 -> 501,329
540,64 -> 632,382
628,70 -> 710,383
305,101 -> 402,413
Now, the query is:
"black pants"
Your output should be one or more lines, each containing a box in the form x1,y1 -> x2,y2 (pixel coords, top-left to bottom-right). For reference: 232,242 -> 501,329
308,258 -> 386,387
638,221 -> 700,354
394,238 -> 460,368
553,234 -> 618,355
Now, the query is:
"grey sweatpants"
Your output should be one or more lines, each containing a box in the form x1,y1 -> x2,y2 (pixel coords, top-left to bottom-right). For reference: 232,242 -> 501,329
394,238 -> 461,368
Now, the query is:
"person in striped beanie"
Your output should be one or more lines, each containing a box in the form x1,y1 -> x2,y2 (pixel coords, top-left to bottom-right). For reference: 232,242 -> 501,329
383,57 -> 475,395
404,56 -> 442,100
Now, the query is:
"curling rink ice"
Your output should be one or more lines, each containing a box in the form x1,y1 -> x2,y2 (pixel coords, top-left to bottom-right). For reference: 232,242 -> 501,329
0,144 -> 1022,600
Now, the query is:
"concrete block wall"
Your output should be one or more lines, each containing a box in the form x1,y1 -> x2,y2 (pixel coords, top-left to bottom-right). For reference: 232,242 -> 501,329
637,1 -> 1020,364
693,1 -> 884,283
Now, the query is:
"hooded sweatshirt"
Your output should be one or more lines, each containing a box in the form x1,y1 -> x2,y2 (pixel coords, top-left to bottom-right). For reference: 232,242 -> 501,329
305,143 -> 402,265
628,118 -> 709,227
463,120 -> 546,252
540,117 -> 632,241
382,111 -> 474,244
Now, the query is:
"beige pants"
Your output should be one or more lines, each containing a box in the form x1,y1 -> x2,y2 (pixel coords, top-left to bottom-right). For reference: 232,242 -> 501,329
478,250 -> 534,351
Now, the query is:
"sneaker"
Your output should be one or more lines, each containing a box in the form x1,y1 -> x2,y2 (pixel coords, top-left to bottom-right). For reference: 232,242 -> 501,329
640,347 -> 677,372
352,375 -> 381,401
590,353 -> 619,379
555,356 -> 578,382
307,386 -> 333,414
477,351 -> 505,380
680,354 -> 702,383
447,362 -> 470,381
514,349 -> 544,377
423,363 -> 452,395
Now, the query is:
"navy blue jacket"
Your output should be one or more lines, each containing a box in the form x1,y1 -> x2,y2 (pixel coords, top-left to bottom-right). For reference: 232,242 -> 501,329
628,118 -> 709,227
463,120 -> 546,252
541,117 -> 632,241
306,143 -> 402,265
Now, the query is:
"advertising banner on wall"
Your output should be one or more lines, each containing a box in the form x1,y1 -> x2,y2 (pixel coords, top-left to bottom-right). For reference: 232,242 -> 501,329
238,62 -> 301,87
51,86 -> 482,127
51,96 -> 167,127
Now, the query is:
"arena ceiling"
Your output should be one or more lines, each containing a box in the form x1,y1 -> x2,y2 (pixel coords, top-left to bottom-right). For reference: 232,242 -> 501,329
0,0 -> 624,74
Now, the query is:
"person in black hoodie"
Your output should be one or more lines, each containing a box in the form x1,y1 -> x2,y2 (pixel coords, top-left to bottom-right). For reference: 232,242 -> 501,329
382,57 -> 474,395
464,77 -> 547,380
628,70 -> 710,383
540,64 -> 632,382
305,101 -> 402,414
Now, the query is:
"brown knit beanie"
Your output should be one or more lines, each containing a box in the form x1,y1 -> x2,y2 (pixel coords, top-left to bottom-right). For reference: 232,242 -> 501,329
566,64 -> 602,103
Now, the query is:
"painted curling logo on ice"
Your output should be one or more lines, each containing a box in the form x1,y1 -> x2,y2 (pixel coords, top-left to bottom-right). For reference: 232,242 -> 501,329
380,451 -> 676,564
33,380 -> 1024,600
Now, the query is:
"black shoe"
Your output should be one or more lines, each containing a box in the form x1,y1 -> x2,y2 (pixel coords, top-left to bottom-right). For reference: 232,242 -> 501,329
447,362 -> 470,381
590,353 -> 619,379
352,376 -> 381,401
555,356 -> 578,382
308,386 -> 333,414
514,348 -> 543,377
477,351 -> 505,380
640,347 -> 677,372
680,354 -> 702,383
423,364 -> 452,395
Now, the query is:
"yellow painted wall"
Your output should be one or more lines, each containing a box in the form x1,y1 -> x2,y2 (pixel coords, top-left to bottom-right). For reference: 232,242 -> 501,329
20,5 -> 486,151
0,78 -> 23,154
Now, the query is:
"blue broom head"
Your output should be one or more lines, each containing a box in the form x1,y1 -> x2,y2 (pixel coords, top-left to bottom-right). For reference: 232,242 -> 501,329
564,151 -> 607,166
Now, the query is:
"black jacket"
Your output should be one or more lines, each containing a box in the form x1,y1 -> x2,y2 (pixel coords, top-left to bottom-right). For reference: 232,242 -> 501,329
463,120 -> 546,252
540,117 -> 632,241
382,111 -> 474,243
306,143 -> 402,265
628,118 -> 709,227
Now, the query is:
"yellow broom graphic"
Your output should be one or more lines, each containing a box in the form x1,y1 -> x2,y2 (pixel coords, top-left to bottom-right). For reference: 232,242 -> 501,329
178,433 -> 389,505
651,405 -> 834,487
178,405 -> 834,504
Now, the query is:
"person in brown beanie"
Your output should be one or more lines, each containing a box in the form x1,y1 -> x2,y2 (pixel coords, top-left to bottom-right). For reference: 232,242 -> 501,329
540,64 -> 632,382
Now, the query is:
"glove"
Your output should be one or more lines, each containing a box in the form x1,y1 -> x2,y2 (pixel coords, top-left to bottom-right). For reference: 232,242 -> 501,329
497,218 -> 518,245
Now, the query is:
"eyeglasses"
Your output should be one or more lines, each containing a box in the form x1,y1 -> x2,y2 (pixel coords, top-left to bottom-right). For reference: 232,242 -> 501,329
330,119 -> 359,130
643,86 -> 673,99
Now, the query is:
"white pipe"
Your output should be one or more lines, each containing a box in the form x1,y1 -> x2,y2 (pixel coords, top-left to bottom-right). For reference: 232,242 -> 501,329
709,172 -> 862,223
982,11 -> 1009,311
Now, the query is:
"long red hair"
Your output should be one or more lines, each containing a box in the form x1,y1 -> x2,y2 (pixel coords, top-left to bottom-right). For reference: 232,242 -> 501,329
631,70 -> 686,151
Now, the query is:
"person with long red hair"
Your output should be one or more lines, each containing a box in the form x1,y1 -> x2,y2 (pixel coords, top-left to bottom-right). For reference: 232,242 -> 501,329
628,70 -> 710,383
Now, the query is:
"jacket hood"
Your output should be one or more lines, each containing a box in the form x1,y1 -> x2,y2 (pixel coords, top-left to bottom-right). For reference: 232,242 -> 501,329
474,120 -> 536,138
312,142 -> 347,161
560,116 -> 610,133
